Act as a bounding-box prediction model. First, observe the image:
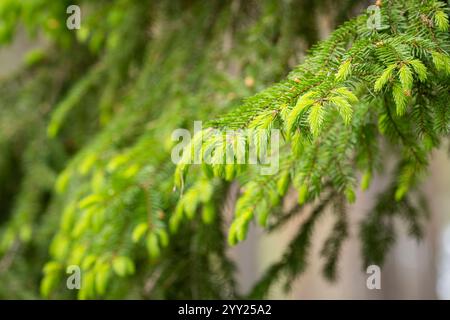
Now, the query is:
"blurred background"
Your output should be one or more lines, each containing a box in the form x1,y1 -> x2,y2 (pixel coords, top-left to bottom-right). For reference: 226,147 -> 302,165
231,150 -> 450,299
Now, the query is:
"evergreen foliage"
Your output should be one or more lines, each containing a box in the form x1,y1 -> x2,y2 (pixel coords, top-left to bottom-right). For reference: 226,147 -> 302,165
0,0 -> 449,299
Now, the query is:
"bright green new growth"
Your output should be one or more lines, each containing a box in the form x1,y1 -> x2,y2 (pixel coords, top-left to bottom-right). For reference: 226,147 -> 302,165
176,0 -> 450,294
0,0 -> 449,299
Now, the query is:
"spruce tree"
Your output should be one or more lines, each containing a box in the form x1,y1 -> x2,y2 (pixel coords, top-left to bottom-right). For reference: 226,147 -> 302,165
0,0 -> 449,299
